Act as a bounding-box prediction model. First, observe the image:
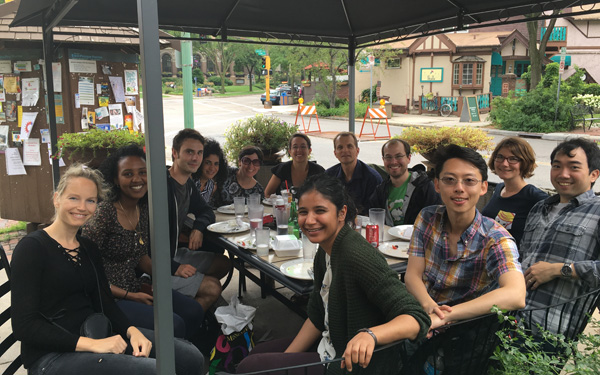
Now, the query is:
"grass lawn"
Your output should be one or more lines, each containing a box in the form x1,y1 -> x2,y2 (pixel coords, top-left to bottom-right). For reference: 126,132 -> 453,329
213,85 -> 264,98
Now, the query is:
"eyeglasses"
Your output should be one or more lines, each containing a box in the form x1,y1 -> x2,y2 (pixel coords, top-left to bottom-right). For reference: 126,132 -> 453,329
241,157 -> 261,167
291,145 -> 308,150
495,154 -> 521,164
383,154 -> 406,162
439,177 -> 481,187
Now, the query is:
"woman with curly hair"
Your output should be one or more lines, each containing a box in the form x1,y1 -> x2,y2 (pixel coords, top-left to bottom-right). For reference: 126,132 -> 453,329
192,138 -> 228,208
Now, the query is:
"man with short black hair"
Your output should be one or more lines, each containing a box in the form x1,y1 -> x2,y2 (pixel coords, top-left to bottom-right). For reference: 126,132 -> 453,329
325,132 -> 382,215
167,128 -> 230,311
520,137 -> 600,336
369,138 -> 441,225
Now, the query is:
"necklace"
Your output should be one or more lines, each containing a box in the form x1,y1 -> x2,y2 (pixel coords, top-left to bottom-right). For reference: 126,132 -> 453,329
118,201 -> 145,245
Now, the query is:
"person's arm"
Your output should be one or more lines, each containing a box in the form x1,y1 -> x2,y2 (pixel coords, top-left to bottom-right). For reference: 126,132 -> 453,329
405,255 -> 451,319
264,174 -> 282,197
110,284 -> 153,305
285,318 -> 322,353
341,314 -> 421,372
431,270 -> 525,329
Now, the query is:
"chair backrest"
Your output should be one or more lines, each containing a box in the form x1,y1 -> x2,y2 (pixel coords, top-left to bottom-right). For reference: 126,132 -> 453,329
401,313 -> 506,375
518,287 -> 600,341
0,244 -> 23,375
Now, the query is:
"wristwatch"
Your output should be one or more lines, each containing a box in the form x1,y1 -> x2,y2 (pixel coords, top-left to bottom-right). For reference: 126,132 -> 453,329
560,262 -> 573,279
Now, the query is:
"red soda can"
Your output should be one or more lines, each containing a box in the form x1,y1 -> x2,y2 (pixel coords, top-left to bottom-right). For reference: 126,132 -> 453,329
365,224 -> 379,247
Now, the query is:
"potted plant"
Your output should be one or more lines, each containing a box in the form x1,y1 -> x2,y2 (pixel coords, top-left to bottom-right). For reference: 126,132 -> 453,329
55,128 -> 145,168
223,114 -> 298,164
399,126 -> 493,162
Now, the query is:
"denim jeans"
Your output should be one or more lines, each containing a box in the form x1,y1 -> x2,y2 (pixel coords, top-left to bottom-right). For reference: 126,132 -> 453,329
28,328 -> 203,375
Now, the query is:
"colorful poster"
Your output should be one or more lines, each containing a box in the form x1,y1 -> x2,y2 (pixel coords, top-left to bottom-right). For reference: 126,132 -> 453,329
4,76 -> 20,93
55,94 -> 64,124
40,129 -> 50,143
95,106 -> 109,120
78,77 -> 95,105
0,75 -> 4,102
99,83 -> 110,96
20,112 -> 38,140
13,61 -> 32,72
0,102 -> 5,122
87,111 -> 96,124
98,96 -> 109,107
108,103 -> 123,128
124,70 -> 139,95
5,100 -> 17,121
109,76 -> 125,102
0,61 -> 11,74
125,96 -> 136,113
22,77 -> 40,106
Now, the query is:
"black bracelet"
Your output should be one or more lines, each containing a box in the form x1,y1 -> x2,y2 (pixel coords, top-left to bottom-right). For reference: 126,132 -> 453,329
123,290 -> 129,300
357,328 -> 378,346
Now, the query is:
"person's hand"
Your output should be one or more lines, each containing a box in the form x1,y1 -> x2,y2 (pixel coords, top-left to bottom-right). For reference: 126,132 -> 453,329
341,331 -> 376,371
130,292 -> 154,305
128,327 -> 152,357
188,229 -> 203,250
175,264 -> 197,278
424,302 -> 452,320
81,335 -> 128,354
525,261 -> 560,290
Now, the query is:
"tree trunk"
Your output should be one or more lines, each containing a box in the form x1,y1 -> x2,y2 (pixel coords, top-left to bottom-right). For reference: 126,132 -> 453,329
527,13 -> 558,90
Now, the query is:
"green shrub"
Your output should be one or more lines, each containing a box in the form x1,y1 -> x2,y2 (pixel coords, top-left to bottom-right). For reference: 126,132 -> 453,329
192,68 -> 205,84
359,85 -> 378,103
315,102 -> 368,118
207,75 -> 233,86
583,83 -> 600,96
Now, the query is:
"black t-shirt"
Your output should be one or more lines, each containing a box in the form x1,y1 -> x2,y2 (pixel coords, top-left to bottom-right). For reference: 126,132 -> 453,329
270,160 -> 325,195
481,183 -> 548,246
173,179 -> 190,230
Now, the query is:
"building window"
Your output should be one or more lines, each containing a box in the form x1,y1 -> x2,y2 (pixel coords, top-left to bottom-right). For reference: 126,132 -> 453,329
162,54 -> 172,73
386,58 -> 401,68
452,62 -> 484,89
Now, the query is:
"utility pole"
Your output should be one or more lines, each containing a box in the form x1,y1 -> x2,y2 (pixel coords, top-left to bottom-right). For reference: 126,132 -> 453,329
182,32 -> 194,128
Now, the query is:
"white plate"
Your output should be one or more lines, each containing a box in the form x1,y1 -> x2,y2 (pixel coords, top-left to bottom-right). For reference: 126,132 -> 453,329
235,236 -> 275,250
378,241 -> 410,259
280,259 -> 314,281
207,221 -> 250,234
388,225 -> 414,241
217,204 -> 248,214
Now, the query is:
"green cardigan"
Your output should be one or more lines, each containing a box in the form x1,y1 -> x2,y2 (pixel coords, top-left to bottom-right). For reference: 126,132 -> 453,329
307,225 -> 430,374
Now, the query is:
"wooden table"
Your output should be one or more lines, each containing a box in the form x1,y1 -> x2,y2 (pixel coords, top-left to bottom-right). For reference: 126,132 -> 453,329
205,205 -> 408,318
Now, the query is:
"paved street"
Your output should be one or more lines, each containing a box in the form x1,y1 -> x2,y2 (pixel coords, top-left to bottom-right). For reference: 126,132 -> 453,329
161,94 -> 600,193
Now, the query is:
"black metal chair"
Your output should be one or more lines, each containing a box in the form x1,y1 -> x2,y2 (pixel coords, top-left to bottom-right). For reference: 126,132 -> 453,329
517,287 -> 600,342
0,244 -> 23,375
400,313 -> 508,375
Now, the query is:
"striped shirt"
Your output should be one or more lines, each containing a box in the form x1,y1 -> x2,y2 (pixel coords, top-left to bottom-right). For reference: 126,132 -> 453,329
520,190 -> 600,336
408,205 -> 521,306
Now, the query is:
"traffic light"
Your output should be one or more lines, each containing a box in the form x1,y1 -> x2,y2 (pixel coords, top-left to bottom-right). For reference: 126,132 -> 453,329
261,57 -> 266,69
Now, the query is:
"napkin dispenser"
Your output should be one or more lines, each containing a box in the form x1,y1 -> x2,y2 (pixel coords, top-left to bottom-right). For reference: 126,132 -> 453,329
273,235 -> 302,257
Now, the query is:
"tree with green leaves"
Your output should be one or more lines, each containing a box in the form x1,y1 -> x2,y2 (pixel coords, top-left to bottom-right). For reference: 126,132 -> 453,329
195,39 -> 236,94
232,44 -> 262,91
527,12 -> 559,90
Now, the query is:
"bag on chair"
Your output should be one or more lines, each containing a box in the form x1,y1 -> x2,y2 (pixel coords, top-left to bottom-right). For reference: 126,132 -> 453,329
209,297 -> 256,374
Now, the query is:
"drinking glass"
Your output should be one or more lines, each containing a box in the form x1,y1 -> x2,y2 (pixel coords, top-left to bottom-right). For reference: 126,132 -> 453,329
369,208 -> 385,242
248,193 -> 261,208
301,233 -> 317,260
255,228 -> 270,256
281,189 -> 292,204
234,197 -> 246,225
248,204 -> 264,238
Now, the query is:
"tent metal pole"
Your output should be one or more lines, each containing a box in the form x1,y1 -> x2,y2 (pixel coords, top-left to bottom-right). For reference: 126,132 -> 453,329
348,40 -> 356,133
41,24 -> 60,189
136,1 -> 176,374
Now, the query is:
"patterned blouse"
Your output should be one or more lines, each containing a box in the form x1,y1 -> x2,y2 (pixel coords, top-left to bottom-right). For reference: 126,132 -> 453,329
220,167 -> 264,205
82,200 -> 150,293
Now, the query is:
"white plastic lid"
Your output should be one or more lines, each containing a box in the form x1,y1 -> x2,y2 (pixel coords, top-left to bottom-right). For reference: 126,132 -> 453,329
275,198 -> 285,206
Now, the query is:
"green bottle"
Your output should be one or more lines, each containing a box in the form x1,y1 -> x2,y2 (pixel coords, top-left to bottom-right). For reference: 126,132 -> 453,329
288,200 -> 300,238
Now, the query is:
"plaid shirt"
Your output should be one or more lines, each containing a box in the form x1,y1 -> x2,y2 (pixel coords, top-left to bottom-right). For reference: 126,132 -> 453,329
408,205 -> 521,306
520,190 -> 600,336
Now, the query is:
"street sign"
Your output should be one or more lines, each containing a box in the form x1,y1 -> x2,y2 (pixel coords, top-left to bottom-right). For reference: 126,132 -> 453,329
559,47 -> 566,74
255,49 -> 266,56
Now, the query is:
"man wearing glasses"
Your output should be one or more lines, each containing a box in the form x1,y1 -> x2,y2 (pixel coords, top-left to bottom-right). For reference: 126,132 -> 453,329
369,139 -> 441,226
405,145 -> 525,332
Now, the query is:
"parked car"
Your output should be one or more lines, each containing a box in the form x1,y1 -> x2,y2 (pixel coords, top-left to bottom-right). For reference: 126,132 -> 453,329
261,88 -> 292,105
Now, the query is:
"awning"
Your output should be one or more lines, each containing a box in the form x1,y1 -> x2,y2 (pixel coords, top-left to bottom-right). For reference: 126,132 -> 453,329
550,54 -> 571,66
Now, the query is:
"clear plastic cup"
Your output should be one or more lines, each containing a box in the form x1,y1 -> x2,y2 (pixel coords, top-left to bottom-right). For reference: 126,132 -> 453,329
248,204 -> 264,237
281,189 -> 292,204
369,208 -> 385,242
302,234 -> 316,260
255,228 -> 270,256
248,193 -> 261,208
277,224 -> 289,235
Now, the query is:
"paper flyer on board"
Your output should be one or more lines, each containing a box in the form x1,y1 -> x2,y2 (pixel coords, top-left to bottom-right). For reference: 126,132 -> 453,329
20,112 -> 38,140
0,61 -> 11,74
5,148 -> 27,175
124,70 -> 139,95
0,125 -> 8,151
109,76 -> 126,102
0,75 -> 4,102
23,138 -> 42,166
108,103 -> 124,128
78,77 -> 95,105
22,78 -> 40,106
95,106 -> 109,120
48,143 -> 65,167
52,62 -> 62,92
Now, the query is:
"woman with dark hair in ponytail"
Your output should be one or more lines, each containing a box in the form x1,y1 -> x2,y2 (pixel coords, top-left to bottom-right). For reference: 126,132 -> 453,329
237,174 -> 430,374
